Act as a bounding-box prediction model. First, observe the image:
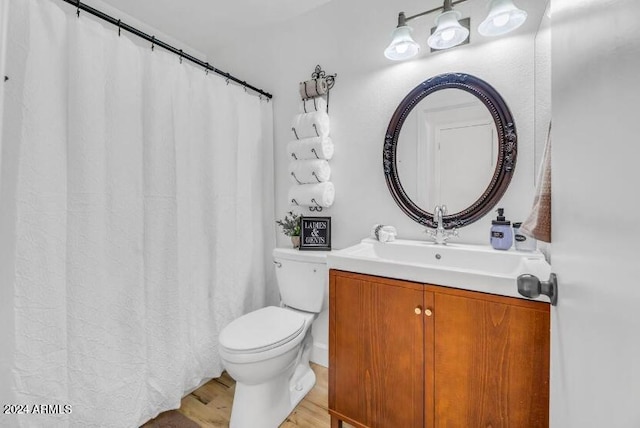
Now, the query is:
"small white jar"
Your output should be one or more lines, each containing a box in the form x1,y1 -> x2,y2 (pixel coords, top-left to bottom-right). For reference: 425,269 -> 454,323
513,222 -> 537,251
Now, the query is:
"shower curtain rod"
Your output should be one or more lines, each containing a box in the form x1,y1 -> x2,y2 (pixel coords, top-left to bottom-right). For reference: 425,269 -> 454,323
61,0 -> 273,99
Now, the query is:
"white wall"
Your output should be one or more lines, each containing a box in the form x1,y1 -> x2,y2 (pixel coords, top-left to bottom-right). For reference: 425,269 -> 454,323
211,0 -> 544,250
208,0 -> 545,370
551,0 -> 640,426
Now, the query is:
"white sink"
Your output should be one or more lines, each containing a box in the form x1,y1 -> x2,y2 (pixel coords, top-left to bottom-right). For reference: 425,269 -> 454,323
327,238 -> 551,300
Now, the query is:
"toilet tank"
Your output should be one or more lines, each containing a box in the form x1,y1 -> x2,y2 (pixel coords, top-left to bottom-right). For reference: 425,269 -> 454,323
273,248 -> 329,313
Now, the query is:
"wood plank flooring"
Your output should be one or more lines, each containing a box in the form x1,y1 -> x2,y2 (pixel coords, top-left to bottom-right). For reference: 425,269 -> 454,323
143,363 -> 339,428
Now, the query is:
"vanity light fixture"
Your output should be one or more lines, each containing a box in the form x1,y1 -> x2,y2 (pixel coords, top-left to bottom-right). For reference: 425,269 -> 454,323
384,0 -> 528,60
478,0 -> 528,36
428,7 -> 469,50
384,12 -> 422,61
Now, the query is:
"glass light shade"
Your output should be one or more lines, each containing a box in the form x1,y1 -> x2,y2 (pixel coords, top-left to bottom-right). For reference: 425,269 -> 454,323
479,0 -> 528,36
427,10 -> 469,50
384,25 -> 421,61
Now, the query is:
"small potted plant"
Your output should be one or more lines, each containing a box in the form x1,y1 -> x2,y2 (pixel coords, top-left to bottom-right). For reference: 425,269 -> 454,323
276,211 -> 302,248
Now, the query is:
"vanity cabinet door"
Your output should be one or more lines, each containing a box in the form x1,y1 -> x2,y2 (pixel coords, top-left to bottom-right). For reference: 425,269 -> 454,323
330,271 -> 425,428
429,287 -> 550,428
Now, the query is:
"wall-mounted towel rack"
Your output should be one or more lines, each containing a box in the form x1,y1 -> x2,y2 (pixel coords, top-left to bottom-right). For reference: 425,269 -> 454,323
288,64 -> 336,213
299,65 -> 337,113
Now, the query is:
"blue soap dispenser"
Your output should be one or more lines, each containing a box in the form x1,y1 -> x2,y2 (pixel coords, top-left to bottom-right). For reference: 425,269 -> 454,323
490,208 -> 513,250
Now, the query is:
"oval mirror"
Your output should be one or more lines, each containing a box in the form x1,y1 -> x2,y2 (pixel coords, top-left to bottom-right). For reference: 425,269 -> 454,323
383,73 -> 517,229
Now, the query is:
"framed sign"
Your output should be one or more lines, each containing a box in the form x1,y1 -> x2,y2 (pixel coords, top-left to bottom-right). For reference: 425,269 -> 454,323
299,217 -> 331,251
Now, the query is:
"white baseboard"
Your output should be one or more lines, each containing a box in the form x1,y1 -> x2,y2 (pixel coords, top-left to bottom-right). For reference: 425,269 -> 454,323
310,342 -> 328,368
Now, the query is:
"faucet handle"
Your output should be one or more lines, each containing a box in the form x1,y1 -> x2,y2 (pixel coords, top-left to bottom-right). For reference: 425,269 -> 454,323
440,204 -> 448,215
441,227 -> 459,243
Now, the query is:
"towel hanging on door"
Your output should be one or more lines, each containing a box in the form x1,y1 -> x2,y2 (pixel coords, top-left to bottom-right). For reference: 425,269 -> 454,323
521,125 -> 551,242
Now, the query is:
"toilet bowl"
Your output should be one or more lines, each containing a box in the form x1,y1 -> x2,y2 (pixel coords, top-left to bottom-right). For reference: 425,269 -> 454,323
218,248 -> 328,428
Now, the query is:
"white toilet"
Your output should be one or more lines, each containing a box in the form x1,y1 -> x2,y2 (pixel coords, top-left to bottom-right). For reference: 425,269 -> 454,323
218,248 -> 328,428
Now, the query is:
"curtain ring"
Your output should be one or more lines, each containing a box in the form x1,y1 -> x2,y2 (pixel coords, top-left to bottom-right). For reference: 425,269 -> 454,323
151,36 -> 155,51
179,49 -> 183,64
76,0 -> 81,18
117,19 -> 121,37
205,62 -> 209,75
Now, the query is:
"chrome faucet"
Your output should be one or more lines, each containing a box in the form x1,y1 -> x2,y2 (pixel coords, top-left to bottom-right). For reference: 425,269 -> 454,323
425,205 -> 458,245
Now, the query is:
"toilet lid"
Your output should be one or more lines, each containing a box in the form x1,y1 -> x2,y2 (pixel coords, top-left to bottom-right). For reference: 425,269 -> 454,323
219,306 -> 306,353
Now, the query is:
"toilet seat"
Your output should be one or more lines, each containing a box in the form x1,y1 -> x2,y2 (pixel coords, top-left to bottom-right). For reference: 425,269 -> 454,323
219,306 -> 307,354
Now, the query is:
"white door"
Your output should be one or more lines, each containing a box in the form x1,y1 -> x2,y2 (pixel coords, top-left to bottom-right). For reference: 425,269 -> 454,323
437,122 -> 494,213
0,0 -> 12,414
551,0 -> 640,426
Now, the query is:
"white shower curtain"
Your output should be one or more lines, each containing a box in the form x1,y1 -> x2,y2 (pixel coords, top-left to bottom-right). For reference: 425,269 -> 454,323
0,0 -> 276,426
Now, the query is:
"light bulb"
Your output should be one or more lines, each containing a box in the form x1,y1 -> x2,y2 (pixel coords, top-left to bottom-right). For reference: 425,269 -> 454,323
492,14 -> 510,28
479,0 -> 528,37
396,43 -> 409,54
427,10 -> 469,50
384,25 -> 420,60
441,29 -> 456,41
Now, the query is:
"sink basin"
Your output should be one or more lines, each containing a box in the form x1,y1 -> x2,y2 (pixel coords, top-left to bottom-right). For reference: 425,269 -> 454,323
327,238 -> 551,300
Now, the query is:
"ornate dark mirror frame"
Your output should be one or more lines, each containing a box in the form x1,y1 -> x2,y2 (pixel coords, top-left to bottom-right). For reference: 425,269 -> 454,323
383,72 -> 517,229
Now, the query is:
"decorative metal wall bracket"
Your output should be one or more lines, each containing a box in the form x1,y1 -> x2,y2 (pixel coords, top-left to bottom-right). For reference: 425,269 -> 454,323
309,198 -> 324,212
291,198 -> 323,212
310,64 -> 337,113
311,65 -> 336,91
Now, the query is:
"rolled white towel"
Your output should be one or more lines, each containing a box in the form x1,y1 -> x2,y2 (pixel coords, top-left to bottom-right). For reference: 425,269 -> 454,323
287,136 -> 334,161
299,97 -> 327,114
370,224 -> 398,243
288,182 -> 335,209
299,78 -> 328,100
289,160 -> 331,184
292,111 -> 330,139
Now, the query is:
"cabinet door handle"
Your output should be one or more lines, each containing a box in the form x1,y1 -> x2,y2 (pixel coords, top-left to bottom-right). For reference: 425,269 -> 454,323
414,306 -> 422,315
424,308 -> 433,317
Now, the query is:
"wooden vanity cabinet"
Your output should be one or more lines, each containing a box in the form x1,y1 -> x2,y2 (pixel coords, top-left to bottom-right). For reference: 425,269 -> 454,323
329,270 -> 550,428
